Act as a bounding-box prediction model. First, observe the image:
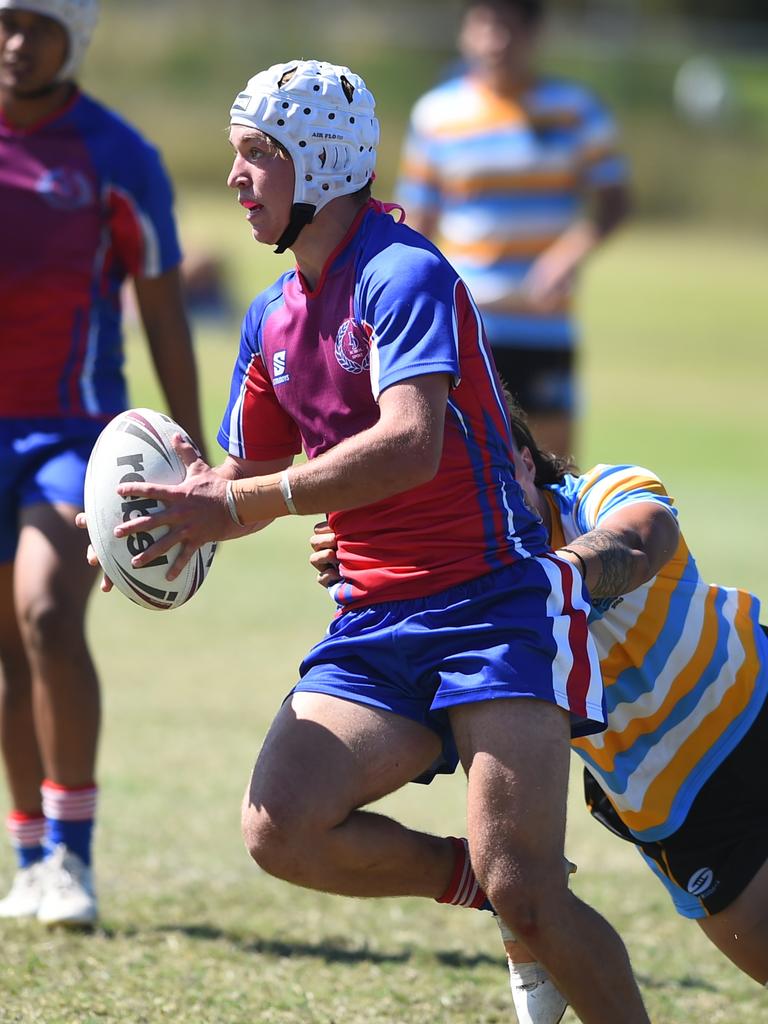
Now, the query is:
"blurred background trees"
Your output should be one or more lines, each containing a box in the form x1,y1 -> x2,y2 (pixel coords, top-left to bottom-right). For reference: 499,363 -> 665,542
88,0 -> 767,231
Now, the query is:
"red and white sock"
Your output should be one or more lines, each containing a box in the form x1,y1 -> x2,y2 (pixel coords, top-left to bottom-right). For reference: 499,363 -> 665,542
41,779 -> 97,866
436,836 -> 493,911
6,810 -> 46,869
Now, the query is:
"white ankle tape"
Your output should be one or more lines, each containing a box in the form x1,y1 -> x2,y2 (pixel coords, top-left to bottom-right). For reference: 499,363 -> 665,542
508,962 -> 568,1024
508,960 -> 551,988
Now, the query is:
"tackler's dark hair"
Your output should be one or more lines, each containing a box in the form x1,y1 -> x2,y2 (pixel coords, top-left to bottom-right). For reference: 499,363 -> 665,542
502,387 -> 576,486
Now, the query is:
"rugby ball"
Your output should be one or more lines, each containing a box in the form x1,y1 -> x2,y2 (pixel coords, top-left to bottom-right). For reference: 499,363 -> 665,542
84,408 -> 216,610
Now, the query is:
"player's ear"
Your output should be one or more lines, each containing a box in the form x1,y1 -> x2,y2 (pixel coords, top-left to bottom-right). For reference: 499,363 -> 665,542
520,446 -> 536,476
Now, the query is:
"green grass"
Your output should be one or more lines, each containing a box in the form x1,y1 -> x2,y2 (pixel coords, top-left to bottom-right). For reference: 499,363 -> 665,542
1,214 -> 767,1022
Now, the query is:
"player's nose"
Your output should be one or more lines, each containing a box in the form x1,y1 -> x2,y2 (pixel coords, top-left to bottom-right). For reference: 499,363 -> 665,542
227,156 -> 249,190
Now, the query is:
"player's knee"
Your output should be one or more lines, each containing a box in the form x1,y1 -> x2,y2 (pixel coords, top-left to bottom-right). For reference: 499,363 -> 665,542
18,594 -> 84,660
480,861 -> 569,947
240,811 -> 279,876
240,794 -> 319,881
494,890 -> 561,949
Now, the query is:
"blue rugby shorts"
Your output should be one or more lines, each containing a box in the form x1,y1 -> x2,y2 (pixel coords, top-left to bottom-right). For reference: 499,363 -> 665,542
293,555 -> 606,782
0,417 -> 104,562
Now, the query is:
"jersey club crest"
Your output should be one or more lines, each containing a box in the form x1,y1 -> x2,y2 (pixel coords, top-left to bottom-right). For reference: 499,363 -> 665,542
334,319 -> 371,374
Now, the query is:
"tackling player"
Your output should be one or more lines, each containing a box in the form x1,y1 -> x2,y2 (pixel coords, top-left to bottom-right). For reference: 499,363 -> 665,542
0,0 -> 205,925
504,412 -> 768,1019
99,59 -> 650,1022
312,406 -> 768,1022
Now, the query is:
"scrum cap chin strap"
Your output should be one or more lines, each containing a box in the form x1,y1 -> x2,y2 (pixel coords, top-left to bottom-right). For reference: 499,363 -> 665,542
274,202 -> 315,255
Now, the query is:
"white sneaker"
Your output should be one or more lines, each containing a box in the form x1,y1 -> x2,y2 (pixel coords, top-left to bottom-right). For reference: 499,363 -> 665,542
0,862 -> 46,918
36,844 -> 98,927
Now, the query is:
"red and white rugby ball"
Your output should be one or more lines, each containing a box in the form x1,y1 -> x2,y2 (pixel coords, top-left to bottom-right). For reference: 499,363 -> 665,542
84,408 -> 216,610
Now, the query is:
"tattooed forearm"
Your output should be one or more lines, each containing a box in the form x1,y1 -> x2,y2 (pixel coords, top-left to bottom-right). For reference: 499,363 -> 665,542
568,528 -> 635,599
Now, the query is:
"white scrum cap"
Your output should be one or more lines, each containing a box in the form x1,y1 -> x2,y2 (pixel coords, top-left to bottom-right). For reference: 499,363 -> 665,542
0,0 -> 98,81
230,59 -> 379,251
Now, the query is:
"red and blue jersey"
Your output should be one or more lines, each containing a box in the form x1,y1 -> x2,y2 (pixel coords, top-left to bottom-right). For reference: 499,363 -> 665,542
218,202 -> 550,608
0,90 -> 182,420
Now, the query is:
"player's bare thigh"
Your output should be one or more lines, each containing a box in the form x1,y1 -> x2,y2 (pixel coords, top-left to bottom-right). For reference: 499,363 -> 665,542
449,697 -> 571,915
698,858 -> 768,984
243,691 -> 442,844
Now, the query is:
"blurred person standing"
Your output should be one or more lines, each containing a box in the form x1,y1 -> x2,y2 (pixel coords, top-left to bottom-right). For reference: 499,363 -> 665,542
397,0 -> 630,457
0,0 -> 205,926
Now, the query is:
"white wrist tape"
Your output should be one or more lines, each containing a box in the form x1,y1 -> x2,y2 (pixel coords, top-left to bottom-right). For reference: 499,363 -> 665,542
225,479 -> 245,527
280,470 -> 298,515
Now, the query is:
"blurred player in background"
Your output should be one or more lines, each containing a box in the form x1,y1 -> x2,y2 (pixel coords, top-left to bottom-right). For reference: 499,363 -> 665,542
312,405 -> 768,1021
0,0 -> 205,926
103,59 -> 650,1022
396,0 -> 630,458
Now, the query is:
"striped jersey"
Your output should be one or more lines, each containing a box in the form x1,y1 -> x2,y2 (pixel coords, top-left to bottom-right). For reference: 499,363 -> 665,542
0,90 -> 182,419
218,201 -> 549,608
545,465 -> 767,841
396,74 -> 627,349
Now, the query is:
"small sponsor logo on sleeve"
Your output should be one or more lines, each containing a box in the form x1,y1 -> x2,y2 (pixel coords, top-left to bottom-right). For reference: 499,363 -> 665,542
272,349 -> 290,385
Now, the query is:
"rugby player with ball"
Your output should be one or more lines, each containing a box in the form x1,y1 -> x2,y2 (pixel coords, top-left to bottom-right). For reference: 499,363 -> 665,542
311,402 -> 768,1020
97,59 -> 650,1022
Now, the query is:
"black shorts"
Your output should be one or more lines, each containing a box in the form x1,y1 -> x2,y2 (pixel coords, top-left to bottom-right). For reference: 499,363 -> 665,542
490,345 -> 575,417
584,669 -> 768,918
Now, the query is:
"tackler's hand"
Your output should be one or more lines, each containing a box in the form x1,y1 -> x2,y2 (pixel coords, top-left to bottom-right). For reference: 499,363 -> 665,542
309,519 -> 341,589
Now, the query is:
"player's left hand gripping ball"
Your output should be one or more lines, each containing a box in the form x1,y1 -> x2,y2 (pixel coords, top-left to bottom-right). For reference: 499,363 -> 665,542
83,408 -> 216,610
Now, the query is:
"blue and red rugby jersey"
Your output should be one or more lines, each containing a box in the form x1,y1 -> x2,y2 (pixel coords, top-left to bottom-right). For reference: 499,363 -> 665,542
218,201 -> 550,609
0,90 -> 182,420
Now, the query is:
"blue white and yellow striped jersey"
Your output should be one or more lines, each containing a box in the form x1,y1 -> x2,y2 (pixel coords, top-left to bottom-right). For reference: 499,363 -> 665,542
396,74 -> 627,349
545,465 -> 767,841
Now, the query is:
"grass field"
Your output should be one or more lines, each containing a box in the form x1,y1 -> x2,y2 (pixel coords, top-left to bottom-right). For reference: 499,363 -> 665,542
1,211 -> 766,1023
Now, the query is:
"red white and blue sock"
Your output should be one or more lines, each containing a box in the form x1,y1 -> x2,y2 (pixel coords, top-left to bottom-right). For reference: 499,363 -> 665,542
436,836 -> 494,912
41,779 -> 97,866
6,810 -> 46,869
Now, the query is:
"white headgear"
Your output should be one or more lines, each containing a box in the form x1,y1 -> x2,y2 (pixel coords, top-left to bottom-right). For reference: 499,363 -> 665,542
0,0 -> 98,82
230,59 -> 379,252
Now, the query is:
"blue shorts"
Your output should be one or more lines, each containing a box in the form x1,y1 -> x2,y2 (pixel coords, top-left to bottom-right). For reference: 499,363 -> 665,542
294,556 -> 606,783
0,417 -> 104,562
491,346 -> 576,417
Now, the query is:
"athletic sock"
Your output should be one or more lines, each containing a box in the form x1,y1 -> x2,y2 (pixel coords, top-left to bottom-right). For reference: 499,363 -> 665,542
6,810 -> 46,869
436,836 -> 494,911
41,780 -> 97,866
